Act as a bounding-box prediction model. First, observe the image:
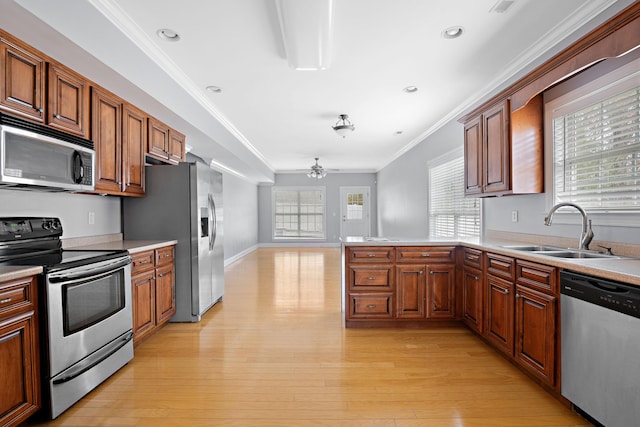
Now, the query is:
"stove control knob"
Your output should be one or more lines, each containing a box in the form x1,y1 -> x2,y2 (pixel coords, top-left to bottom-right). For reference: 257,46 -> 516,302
42,221 -> 51,230
51,221 -> 59,230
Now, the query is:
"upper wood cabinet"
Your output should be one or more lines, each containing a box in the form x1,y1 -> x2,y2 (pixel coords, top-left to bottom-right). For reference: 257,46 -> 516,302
463,96 -> 543,197
91,86 -> 145,197
47,61 -> 89,138
92,86 -> 122,194
147,116 -> 185,164
0,32 -> 46,122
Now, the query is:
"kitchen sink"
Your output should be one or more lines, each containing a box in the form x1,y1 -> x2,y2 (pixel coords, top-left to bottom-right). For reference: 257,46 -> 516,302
502,245 -> 565,252
541,251 -> 616,259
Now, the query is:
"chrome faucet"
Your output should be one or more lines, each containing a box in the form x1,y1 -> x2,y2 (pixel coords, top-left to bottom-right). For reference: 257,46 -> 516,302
544,202 -> 594,250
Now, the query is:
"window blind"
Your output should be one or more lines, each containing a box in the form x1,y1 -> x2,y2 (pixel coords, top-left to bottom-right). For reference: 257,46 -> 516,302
553,86 -> 640,211
273,189 -> 325,238
429,155 -> 480,237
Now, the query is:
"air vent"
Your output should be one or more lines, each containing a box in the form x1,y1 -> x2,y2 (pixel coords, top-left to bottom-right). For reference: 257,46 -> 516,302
489,0 -> 515,13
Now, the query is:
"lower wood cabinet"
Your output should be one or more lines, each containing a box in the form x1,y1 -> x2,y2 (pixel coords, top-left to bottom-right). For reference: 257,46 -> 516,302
0,275 -> 40,427
462,266 -> 483,334
485,274 -> 514,355
130,245 -> 176,345
396,264 -> 455,319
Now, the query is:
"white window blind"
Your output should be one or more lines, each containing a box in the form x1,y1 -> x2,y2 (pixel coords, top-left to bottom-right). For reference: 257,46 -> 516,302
429,153 -> 480,238
553,85 -> 640,211
273,188 -> 325,239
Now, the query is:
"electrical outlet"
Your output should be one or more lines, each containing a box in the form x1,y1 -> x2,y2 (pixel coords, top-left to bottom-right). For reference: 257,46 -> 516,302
88,212 -> 95,225
511,210 -> 518,222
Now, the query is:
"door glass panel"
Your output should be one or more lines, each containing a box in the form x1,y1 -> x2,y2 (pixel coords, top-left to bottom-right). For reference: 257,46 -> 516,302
347,193 -> 364,220
63,270 -> 125,336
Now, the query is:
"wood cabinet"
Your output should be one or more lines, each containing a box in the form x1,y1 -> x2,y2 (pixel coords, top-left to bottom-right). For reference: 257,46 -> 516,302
486,273 -> 514,356
514,261 -> 557,386
130,245 -> 176,345
0,31 -> 46,122
346,247 -> 394,321
461,248 -> 484,334
91,86 -> 145,196
147,116 -> 185,164
0,275 -> 40,427
47,61 -> 89,137
345,246 -> 456,326
463,95 -> 543,197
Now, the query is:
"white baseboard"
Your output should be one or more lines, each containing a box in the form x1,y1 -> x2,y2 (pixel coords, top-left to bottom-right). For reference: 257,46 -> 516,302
258,242 -> 341,248
224,245 -> 258,267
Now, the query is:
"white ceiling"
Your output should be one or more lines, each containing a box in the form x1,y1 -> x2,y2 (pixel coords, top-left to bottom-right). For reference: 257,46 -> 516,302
1,0 -> 633,182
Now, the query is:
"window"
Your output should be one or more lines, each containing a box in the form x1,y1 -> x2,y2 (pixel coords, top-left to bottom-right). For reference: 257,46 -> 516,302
547,57 -> 640,214
346,192 -> 363,220
273,187 -> 325,239
428,149 -> 480,238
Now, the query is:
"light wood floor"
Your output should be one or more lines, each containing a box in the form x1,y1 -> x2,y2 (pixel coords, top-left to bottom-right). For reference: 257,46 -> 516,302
31,247 -> 591,426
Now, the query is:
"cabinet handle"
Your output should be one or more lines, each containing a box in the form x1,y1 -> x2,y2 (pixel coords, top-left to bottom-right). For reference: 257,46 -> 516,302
429,271 -> 434,275
138,260 -> 150,264
421,253 -> 430,257
0,298 -> 11,304
474,276 -> 479,280
158,272 -> 169,277
366,305 -> 377,309
515,293 -> 520,299
38,107 -> 44,113
367,277 -> 376,280
419,271 -> 424,275
500,288 -> 510,295
367,254 -> 376,257
55,114 -> 61,119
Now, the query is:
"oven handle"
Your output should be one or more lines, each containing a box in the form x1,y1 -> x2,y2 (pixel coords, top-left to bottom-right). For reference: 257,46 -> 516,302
48,256 -> 131,284
52,331 -> 133,385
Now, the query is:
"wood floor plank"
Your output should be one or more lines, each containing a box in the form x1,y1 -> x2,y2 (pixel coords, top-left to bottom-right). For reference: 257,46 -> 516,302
28,247 -> 590,426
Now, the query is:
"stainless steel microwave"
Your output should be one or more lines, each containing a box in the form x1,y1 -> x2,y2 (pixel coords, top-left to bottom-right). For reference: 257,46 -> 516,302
0,114 -> 95,192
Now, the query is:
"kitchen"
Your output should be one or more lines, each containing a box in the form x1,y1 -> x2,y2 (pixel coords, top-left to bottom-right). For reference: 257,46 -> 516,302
1,0 -> 640,426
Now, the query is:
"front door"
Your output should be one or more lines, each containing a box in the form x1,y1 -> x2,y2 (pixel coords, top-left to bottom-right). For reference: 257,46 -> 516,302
340,186 -> 370,238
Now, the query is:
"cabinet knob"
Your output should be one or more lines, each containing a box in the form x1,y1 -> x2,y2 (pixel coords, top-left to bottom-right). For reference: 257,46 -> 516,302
0,298 -> 11,304
158,272 -> 168,277
55,114 -> 61,119
38,107 -> 44,113
429,270 -> 434,275
515,293 -> 520,299
474,276 -> 479,280
419,271 -> 424,275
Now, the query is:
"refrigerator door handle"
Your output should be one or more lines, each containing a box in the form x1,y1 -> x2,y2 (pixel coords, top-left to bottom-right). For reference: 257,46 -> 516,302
208,193 -> 217,250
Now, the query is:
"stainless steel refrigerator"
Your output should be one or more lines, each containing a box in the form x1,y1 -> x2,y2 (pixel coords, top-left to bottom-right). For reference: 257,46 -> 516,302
122,162 -> 223,322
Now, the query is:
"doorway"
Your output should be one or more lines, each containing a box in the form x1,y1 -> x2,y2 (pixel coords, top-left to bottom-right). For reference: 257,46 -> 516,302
340,186 -> 371,238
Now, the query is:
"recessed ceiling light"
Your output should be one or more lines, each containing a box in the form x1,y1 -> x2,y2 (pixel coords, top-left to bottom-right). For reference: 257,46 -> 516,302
157,28 -> 180,42
442,26 -> 464,39
403,86 -> 418,93
206,85 -> 222,93
394,131 -> 403,135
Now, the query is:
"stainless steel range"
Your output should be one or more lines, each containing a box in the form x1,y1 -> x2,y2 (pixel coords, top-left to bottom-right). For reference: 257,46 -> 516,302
0,217 -> 133,419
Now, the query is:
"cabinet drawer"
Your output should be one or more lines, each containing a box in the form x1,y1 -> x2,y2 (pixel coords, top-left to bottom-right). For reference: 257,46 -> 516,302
156,246 -> 175,266
131,250 -> 155,274
348,247 -> 394,263
350,266 -> 393,290
516,260 -> 557,295
397,246 -> 455,263
350,293 -> 393,318
463,248 -> 483,269
486,253 -> 515,280
0,277 -> 34,318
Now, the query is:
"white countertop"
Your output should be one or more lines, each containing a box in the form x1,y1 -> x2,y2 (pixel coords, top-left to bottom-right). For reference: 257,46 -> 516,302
342,236 -> 640,287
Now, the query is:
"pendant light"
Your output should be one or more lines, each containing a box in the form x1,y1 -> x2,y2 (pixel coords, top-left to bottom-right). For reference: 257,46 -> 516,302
332,114 -> 355,138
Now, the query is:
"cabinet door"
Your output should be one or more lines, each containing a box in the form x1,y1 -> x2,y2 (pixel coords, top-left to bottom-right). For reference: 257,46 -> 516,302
426,265 -> 455,319
396,265 -> 426,318
462,266 -> 483,333
349,293 -> 393,319
122,103 -> 146,196
515,285 -> 556,386
0,35 -> 45,122
485,275 -> 514,356
463,116 -> 483,195
132,270 -> 155,345
91,87 -> 123,194
349,265 -> 393,291
155,263 -> 176,326
147,117 -> 170,160
0,312 -> 39,427
48,62 -> 89,137
168,129 -> 185,164
483,100 -> 510,194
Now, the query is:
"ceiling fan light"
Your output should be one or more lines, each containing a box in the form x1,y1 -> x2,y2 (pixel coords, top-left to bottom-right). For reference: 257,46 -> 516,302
307,157 -> 327,179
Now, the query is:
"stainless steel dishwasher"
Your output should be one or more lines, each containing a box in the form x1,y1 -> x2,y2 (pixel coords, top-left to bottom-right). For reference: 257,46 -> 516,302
561,271 -> 640,427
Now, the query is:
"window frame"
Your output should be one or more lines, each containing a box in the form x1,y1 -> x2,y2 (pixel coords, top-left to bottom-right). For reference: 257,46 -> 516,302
544,55 -> 640,226
427,148 -> 481,238
271,186 -> 326,240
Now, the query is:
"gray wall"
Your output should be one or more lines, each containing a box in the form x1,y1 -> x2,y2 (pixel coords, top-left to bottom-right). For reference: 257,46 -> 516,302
0,189 -> 121,238
258,173 -> 377,245
222,173 -> 259,261
377,120 -> 462,238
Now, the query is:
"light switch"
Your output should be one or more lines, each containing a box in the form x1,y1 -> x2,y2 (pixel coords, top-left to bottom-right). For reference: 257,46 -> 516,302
511,210 -> 518,222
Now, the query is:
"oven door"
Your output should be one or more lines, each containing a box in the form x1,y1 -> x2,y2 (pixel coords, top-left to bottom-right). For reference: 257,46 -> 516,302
45,255 -> 132,376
